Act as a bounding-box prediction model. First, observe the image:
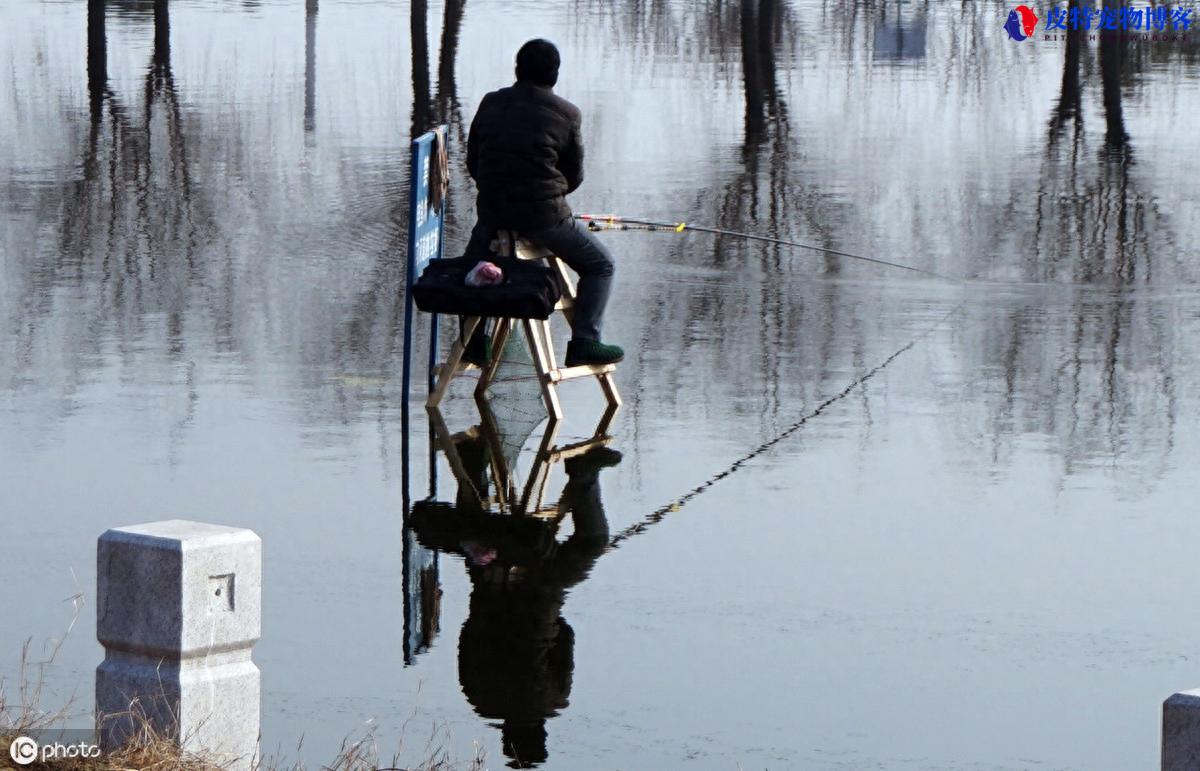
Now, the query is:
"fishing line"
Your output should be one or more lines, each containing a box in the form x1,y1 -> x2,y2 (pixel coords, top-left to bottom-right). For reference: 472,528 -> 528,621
606,301 -> 966,551
576,213 -> 961,283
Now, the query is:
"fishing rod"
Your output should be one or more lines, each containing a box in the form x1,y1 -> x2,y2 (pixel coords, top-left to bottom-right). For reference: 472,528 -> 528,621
575,213 -> 959,282
606,300 -> 967,551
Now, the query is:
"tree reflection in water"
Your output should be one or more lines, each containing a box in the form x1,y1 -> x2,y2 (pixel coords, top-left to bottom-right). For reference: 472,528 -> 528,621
2,0 -> 1196,491
574,0 -> 1191,488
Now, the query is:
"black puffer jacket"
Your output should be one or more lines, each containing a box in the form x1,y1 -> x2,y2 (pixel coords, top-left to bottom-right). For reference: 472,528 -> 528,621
466,81 -> 584,232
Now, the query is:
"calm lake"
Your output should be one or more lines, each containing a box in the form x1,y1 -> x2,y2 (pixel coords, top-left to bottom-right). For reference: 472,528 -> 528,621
3,0 -> 1200,769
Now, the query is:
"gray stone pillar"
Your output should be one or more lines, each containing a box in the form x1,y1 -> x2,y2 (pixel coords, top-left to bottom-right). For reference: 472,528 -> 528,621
1163,690 -> 1200,771
96,520 -> 261,770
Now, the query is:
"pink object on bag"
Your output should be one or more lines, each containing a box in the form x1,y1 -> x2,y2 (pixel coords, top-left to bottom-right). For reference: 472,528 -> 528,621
465,261 -> 504,287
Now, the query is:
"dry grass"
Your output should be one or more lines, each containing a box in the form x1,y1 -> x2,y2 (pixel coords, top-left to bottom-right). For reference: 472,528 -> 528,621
2,607 -> 484,771
2,636 -> 216,771
2,686 -> 485,771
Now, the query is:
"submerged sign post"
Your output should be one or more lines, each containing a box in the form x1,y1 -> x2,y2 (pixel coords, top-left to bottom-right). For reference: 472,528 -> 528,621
402,126 -> 448,413
400,127 -> 448,667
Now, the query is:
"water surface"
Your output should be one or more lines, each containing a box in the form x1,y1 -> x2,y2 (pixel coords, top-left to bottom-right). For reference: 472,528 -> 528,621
3,1 -> 1200,769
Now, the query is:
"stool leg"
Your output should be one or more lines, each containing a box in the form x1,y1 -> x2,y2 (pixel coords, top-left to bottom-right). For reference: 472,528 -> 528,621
474,317 -> 513,399
548,254 -> 622,414
520,419 -> 562,515
539,318 -> 558,369
523,318 -> 563,422
551,257 -> 577,325
476,400 -> 514,510
595,401 -> 620,437
598,371 -> 623,410
425,405 -> 487,508
427,316 -> 479,408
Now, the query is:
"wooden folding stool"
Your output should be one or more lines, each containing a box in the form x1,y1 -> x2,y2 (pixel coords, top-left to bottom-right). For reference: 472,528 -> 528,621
425,230 -> 621,424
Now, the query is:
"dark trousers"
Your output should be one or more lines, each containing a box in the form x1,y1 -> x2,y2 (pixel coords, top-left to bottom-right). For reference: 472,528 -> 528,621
466,217 -> 615,342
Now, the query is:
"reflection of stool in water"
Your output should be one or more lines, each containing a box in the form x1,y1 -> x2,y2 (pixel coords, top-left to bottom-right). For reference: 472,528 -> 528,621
427,401 -> 616,519
425,230 -> 621,423
411,408 -> 617,770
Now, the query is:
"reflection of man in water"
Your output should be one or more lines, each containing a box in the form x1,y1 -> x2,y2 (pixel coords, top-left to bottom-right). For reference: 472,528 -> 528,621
413,437 -> 621,768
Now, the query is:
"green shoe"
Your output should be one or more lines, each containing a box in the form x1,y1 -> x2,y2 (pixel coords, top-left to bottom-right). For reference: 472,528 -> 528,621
565,339 -> 624,367
462,331 -> 492,367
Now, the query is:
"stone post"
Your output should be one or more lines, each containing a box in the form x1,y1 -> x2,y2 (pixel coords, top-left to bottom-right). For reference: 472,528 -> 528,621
1164,690 -> 1200,770
96,520 -> 261,770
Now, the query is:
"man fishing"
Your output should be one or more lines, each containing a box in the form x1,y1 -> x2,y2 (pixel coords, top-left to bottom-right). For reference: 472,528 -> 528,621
465,38 -> 623,367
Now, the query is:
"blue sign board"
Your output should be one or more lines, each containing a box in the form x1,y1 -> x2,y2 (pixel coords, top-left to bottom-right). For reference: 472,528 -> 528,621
401,126 -> 448,412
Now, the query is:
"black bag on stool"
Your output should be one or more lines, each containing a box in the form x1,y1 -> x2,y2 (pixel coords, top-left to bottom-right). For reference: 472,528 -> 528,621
411,255 -> 561,320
